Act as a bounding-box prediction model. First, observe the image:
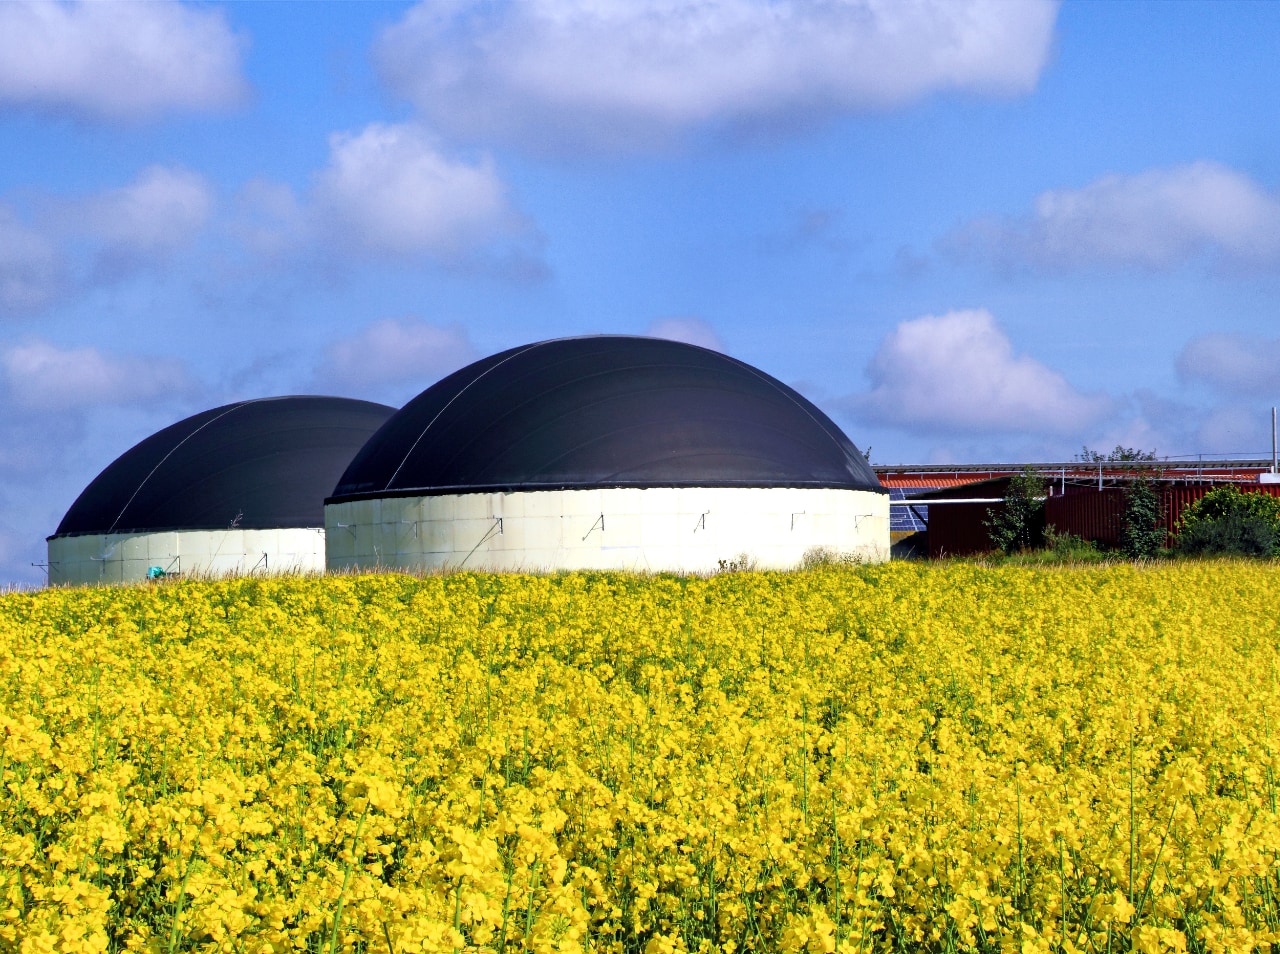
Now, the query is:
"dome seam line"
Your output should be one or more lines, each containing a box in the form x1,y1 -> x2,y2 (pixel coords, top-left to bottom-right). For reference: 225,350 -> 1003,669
105,401 -> 251,535
385,341 -> 549,490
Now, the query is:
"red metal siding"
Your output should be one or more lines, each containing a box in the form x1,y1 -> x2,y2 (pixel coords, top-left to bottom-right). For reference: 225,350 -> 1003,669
927,503 -> 999,557
1044,489 -> 1125,547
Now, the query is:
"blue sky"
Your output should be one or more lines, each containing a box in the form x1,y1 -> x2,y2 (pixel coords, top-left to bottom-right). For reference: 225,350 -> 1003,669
3,0 -> 1280,584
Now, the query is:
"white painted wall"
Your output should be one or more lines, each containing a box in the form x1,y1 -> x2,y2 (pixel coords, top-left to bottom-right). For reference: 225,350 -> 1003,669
325,487 -> 888,573
47,527 -> 326,586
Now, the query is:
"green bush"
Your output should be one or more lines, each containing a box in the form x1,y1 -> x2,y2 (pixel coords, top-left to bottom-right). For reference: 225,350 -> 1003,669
995,527 -> 1109,566
1177,486 -> 1280,558
1179,514 -> 1278,557
1044,526 -> 1100,558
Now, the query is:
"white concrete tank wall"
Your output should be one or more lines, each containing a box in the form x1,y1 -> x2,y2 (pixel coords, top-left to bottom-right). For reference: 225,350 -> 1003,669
47,527 -> 326,586
325,487 -> 888,573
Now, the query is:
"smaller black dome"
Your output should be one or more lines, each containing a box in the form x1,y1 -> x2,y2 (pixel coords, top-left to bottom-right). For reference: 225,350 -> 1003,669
331,336 -> 883,500
53,396 -> 394,537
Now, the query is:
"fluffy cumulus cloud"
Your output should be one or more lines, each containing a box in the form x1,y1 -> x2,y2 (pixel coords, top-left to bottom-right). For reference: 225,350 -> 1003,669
311,123 -> 529,262
375,0 -> 1059,152
1177,332 -> 1280,395
0,0 -> 246,121
317,318 -> 477,393
1,340 -> 191,413
949,163 -> 1280,272
849,309 -> 1113,435
646,317 -> 724,352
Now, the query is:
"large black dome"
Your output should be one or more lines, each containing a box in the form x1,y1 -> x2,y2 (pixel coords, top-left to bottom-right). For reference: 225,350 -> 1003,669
330,336 -> 883,501
53,396 -> 395,537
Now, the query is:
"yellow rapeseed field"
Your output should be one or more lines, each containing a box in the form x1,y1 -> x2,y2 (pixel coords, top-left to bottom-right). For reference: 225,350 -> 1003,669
2,563 -> 1279,954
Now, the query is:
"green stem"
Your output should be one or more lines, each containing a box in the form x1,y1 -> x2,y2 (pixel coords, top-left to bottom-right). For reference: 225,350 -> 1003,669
166,840 -> 202,954
329,801 -> 371,954
524,859 -> 542,942
1135,799 -> 1179,925
832,800 -> 843,947
1060,834 -> 1067,951
1015,762 -> 1025,912
1129,728 -> 1137,912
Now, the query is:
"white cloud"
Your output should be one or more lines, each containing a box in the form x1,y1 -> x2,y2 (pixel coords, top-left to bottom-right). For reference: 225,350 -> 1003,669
375,0 -> 1059,152
0,0 -> 247,121
950,163 -> 1280,271
1,340 -> 191,412
849,309 -> 1113,435
1177,332 -> 1280,395
0,166 -> 214,313
646,317 -> 724,352
77,166 -> 213,259
0,208 -> 63,314
312,123 -> 527,261
318,318 -> 476,392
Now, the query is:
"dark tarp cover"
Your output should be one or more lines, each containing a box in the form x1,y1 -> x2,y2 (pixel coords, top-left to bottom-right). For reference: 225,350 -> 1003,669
331,336 -> 884,501
53,396 -> 394,537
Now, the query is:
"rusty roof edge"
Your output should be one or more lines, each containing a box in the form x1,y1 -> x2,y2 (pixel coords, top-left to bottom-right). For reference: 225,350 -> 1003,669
874,459 -> 1273,474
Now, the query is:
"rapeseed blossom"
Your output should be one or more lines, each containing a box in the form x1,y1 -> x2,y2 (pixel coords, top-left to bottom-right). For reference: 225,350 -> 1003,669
1,563 -> 1278,952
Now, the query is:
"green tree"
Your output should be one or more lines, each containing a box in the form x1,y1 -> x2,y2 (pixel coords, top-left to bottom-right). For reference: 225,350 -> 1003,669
1120,476 -> 1164,558
1077,445 -> 1159,463
1177,486 -> 1280,558
985,466 -> 1047,554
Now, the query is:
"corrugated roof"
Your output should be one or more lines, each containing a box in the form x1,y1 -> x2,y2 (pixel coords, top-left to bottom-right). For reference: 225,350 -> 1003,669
878,474 -> 991,489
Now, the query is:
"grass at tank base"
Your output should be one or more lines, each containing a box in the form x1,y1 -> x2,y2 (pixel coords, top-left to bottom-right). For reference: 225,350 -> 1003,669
1,562 -> 1277,953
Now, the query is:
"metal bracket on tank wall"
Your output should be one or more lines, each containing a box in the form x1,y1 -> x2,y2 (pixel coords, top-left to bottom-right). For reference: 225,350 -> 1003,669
693,511 -> 709,532
791,511 -> 806,531
459,517 -> 504,568
250,553 -> 268,573
332,521 -> 357,538
394,516 -> 424,540
582,513 -> 605,541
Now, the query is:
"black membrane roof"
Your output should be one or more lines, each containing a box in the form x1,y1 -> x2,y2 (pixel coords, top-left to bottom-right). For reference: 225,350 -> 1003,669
330,336 -> 884,502
53,396 -> 395,538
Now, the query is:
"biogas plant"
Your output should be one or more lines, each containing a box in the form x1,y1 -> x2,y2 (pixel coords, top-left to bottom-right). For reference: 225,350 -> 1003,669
47,336 -> 889,584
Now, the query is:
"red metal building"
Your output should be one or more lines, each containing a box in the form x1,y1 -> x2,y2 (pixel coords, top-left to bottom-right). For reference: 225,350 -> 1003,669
877,462 -> 1280,557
